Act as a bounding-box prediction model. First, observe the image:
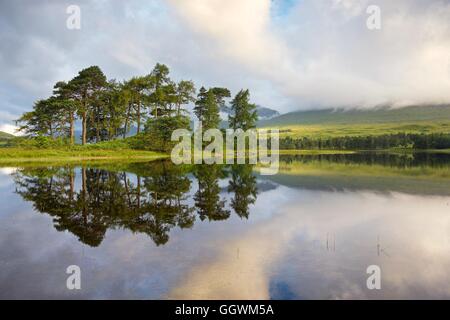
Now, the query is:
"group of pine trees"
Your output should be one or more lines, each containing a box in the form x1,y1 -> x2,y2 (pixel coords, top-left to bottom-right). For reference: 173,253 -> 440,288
17,63 -> 258,151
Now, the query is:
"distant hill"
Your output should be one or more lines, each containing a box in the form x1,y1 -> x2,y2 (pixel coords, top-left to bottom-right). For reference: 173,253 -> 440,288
254,106 -> 280,120
220,105 -> 280,121
0,131 -> 14,139
0,131 -> 14,146
258,105 -> 450,127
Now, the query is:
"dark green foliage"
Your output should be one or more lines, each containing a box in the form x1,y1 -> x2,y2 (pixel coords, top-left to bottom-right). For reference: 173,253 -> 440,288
193,87 -> 208,121
68,66 -> 108,145
194,164 -> 230,221
11,136 -> 70,149
16,98 -> 66,137
210,87 -> 231,106
279,132 -> 450,150
16,63 -> 198,150
175,80 -> 196,116
194,88 -> 221,130
15,63 -> 261,153
228,164 -> 257,219
144,115 -> 191,152
229,89 -> 258,130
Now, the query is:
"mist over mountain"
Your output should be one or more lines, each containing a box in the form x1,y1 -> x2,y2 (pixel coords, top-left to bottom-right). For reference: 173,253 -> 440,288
220,105 -> 280,121
258,104 -> 450,127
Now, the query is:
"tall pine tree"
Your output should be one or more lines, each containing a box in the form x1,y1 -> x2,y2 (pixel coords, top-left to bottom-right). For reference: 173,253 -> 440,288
228,89 -> 258,130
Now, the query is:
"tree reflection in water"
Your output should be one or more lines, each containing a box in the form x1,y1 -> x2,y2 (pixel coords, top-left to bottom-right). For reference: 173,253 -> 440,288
13,160 -> 258,247
194,164 -> 230,221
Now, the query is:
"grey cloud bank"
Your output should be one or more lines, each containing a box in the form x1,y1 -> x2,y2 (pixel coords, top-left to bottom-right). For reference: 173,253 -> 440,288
1,0 -> 450,129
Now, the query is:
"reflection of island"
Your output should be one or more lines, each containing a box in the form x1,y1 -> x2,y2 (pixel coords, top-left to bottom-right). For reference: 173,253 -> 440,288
13,161 -> 258,247
194,164 -> 230,221
228,165 -> 257,219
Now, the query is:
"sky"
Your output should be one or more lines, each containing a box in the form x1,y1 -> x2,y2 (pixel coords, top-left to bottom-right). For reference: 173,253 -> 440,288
1,0 -> 450,133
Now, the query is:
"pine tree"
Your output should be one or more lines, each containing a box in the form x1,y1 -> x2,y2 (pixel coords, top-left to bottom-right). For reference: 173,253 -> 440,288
175,80 -> 196,116
52,81 -> 79,145
194,87 -> 208,122
194,87 -> 227,130
229,89 -> 258,130
68,66 -> 107,145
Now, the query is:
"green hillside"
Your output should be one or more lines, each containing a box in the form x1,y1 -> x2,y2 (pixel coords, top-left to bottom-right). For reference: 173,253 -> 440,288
259,105 -> 450,126
0,131 -> 14,139
0,131 -> 14,146
258,105 -> 450,139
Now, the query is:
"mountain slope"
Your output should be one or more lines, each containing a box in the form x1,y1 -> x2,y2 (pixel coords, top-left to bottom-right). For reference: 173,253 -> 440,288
0,131 -> 14,139
259,105 -> 450,127
220,105 -> 280,121
0,131 -> 14,146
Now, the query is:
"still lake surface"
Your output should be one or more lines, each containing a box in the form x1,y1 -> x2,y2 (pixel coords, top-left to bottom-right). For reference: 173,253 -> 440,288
1,152 -> 449,299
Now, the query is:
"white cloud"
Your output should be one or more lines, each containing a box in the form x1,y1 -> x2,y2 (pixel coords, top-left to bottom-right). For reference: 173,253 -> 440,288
169,0 -> 450,110
1,0 -> 450,124
0,124 -> 20,136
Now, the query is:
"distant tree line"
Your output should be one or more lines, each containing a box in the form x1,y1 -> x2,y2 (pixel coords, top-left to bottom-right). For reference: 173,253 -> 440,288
16,64 -> 258,151
279,152 -> 450,169
279,132 -> 450,150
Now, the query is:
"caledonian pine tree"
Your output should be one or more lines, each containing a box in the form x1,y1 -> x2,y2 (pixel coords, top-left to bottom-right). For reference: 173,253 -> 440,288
194,87 -> 230,130
228,89 -> 258,130
68,66 -> 107,145
194,89 -> 221,130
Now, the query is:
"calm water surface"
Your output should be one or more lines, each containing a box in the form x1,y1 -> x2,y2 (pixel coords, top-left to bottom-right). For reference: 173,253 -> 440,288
1,153 -> 450,299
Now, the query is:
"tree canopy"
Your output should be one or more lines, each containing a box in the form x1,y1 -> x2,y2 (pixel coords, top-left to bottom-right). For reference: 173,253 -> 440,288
229,89 -> 258,130
17,63 -> 258,152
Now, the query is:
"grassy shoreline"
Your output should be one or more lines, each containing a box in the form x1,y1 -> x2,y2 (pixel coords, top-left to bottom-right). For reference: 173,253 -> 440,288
0,147 -> 167,164
0,147 -> 448,166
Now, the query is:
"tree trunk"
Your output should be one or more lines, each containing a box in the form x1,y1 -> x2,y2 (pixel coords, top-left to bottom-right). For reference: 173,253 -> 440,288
124,104 -> 132,139
96,107 -> 101,142
81,94 -> 88,145
123,119 -> 128,139
69,113 -> 75,145
96,125 -> 100,143
137,98 -> 141,135
49,122 -> 55,139
82,111 -> 87,145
